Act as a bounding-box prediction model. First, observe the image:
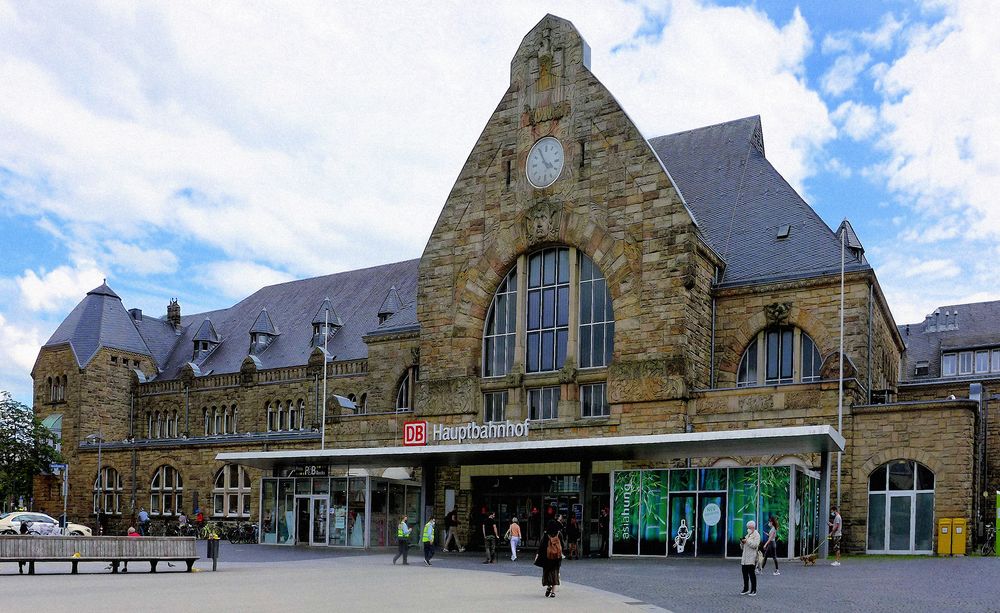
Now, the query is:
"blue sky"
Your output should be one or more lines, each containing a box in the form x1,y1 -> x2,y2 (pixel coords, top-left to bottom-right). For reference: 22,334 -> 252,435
1,1 -> 997,405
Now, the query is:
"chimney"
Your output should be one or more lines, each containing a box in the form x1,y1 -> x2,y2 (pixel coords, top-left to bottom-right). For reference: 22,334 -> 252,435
167,299 -> 181,329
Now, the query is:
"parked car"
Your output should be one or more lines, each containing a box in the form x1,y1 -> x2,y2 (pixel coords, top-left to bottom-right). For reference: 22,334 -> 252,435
0,512 -> 92,536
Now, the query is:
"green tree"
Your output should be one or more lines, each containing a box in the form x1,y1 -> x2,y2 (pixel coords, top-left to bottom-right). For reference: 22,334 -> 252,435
0,391 -> 62,510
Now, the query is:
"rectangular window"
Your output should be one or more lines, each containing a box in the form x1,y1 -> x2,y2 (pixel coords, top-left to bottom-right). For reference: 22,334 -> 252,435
526,248 -> 569,373
941,353 -> 957,377
528,387 -> 560,420
483,391 -> 507,423
214,494 -> 224,516
992,350 -> 1000,373
975,350 -> 989,373
959,351 -> 973,375
764,329 -> 794,384
580,383 -> 609,418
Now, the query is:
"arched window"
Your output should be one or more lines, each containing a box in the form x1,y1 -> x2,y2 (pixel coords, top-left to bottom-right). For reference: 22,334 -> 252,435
396,367 -> 418,412
204,408 -> 210,436
288,401 -> 297,431
867,460 -> 935,554
47,377 -> 54,402
483,268 -> 517,377
213,406 -> 222,435
480,248 -> 615,414
93,467 -> 122,515
278,402 -> 288,431
231,405 -> 239,433
147,412 -> 153,438
223,407 -> 231,434
155,412 -> 162,439
737,327 -> 824,387
150,465 -> 183,516
359,393 -> 368,415
267,401 -> 276,432
296,399 -> 305,429
213,465 -> 252,518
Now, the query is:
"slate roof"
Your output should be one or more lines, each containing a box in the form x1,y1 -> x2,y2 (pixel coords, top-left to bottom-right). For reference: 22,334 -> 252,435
649,116 -> 869,286
249,308 -> 278,336
312,298 -> 343,328
150,259 -> 420,379
369,301 -> 419,336
193,319 -> 220,343
899,300 -> 1000,380
43,282 -> 153,367
378,286 -> 404,318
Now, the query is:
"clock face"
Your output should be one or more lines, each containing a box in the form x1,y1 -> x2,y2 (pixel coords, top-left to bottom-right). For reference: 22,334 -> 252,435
526,137 -> 564,188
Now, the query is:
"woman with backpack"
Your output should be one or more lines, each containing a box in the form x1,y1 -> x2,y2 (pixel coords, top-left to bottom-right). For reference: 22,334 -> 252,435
534,521 -> 563,598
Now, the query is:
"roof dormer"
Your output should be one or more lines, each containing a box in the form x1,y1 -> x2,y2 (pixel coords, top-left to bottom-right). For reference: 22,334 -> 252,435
192,318 -> 220,361
311,297 -> 343,347
378,286 -> 403,325
249,307 -> 278,355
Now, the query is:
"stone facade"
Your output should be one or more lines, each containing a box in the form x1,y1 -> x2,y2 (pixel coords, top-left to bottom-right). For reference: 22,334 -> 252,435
28,15 -> 984,558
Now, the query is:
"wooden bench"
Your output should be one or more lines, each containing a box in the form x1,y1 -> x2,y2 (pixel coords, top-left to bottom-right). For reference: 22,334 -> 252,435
0,535 -> 198,574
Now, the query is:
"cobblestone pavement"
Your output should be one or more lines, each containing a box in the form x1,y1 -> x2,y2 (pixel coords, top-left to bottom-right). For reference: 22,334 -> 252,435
3,541 -> 999,613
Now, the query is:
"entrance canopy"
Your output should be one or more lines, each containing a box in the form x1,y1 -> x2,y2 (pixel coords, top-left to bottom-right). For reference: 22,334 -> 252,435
217,425 -> 844,471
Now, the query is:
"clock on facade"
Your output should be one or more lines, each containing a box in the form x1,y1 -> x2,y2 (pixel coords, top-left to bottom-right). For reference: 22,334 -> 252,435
526,136 -> 564,188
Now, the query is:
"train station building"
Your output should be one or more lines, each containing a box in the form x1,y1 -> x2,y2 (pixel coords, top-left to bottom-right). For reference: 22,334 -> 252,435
32,15 -> 996,558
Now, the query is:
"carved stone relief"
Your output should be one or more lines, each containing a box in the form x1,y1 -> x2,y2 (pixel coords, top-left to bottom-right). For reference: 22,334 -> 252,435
764,302 -> 792,326
608,359 -> 687,403
525,200 -> 563,246
416,377 -> 479,416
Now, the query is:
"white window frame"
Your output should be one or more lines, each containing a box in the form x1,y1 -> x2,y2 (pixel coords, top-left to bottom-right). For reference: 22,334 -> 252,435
975,350 -> 990,373
213,465 -> 252,518
528,387 -> 560,421
941,353 -> 957,377
959,351 -> 973,375
483,391 -> 507,423
580,383 -> 609,418
992,349 -> 1000,373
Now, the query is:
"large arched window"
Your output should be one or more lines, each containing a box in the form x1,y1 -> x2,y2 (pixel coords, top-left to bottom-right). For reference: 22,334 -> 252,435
93,467 -> 122,515
737,326 -> 824,387
213,465 -> 252,518
150,465 -> 183,516
483,248 -> 615,377
867,460 -> 935,554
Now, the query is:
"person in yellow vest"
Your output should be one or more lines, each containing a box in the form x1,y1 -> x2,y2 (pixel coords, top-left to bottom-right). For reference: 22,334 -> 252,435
392,514 -> 412,565
422,517 -> 437,566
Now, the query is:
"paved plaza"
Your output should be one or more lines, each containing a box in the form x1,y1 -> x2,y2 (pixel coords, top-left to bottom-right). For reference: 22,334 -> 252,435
2,543 -> 999,612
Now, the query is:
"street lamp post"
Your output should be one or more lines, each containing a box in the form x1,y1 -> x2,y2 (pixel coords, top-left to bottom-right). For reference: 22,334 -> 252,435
86,431 -> 103,535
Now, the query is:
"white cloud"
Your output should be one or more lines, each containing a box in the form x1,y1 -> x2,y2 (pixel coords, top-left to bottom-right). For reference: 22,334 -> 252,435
832,101 -> 878,140
16,260 -> 105,312
0,312 -> 43,402
824,157 -> 852,178
194,260 -> 295,301
873,1 -> 1000,232
821,52 -> 870,96
103,241 -> 178,275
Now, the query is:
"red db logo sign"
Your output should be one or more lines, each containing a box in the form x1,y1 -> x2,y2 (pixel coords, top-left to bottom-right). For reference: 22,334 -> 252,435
403,421 -> 428,446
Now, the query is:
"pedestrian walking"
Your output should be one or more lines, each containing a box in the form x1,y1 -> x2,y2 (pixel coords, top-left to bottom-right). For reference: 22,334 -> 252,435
443,508 -> 465,552
482,511 -> 499,564
505,517 -> 522,560
598,507 -> 610,557
393,514 -> 412,565
535,521 -> 563,598
566,516 -> 581,560
740,521 -> 761,596
422,517 -> 436,566
137,507 -> 150,536
762,516 -> 780,575
829,506 -> 843,566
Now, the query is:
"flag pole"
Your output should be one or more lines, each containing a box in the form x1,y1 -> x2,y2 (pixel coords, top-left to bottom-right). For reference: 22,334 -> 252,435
322,303 -> 329,450
837,223 -> 845,508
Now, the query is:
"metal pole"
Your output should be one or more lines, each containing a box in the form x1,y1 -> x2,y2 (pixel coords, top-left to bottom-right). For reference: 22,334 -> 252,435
837,225 -> 845,509
321,305 -> 329,449
62,465 -> 68,532
97,431 -> 103,534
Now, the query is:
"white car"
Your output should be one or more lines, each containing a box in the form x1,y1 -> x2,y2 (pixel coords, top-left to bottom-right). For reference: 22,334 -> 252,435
0,512 -> 92,536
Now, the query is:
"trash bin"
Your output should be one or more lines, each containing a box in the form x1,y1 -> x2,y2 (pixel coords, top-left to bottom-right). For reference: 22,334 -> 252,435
952,518 -> 967,556
937,518 -> 952,556
206,538 -> 221,571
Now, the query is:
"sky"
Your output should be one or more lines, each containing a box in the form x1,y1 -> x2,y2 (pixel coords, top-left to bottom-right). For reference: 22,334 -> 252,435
1,0 -> 998,405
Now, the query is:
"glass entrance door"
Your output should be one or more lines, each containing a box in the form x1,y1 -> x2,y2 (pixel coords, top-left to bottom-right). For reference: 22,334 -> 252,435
888,494 -> 913,552
311,496 -> 328,546
668,493 -> 696,556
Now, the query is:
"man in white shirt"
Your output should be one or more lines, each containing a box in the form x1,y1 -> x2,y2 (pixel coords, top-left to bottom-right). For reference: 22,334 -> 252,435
828,506 -> 843,566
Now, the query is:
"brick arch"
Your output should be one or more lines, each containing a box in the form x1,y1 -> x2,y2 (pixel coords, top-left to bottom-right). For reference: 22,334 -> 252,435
724,306 -> 837,380
453,210 -> 639,343
859,447 -> 941,480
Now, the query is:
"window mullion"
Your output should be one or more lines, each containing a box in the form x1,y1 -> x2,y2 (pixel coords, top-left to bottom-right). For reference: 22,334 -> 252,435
567,247 -> 579,367
513,255 -> 527,371
755,332 -> 766,385
793,327 -> 801,382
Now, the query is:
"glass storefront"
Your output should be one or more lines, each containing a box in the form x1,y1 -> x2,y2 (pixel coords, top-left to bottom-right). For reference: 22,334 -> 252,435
612,466 -> 819,558
259,475 -> 420,548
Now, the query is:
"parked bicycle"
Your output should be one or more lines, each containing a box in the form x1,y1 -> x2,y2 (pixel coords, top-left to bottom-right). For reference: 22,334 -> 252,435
982,523 -> 996,556
228,522 -> 259,544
